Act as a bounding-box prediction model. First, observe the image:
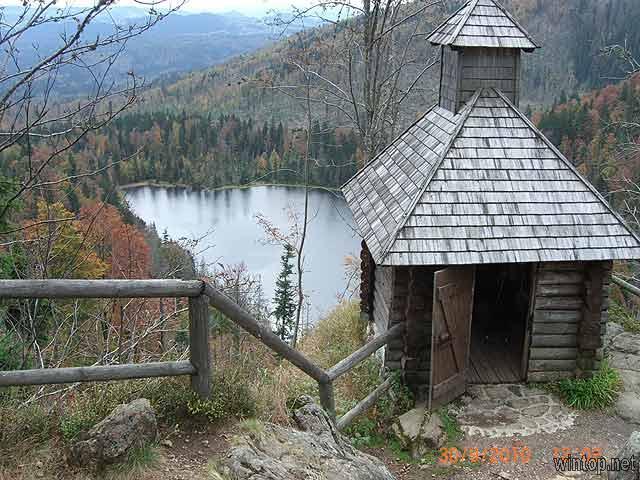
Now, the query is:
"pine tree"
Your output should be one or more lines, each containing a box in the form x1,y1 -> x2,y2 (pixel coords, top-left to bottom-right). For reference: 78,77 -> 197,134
272,244 -> 296,343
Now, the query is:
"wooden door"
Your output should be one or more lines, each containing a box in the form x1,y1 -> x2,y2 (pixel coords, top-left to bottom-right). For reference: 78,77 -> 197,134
428,267 -> 475,410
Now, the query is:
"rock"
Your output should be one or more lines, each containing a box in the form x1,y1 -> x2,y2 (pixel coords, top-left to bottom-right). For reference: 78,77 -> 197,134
619,370 -> 640,391
612,333 -> 640,357
608,328 -> 640,424
218,398 -> 394,480
608,431 -> 640,479
392,407 -> 446,459
616,393 -> 640,425
606,322 -> 625,347
70,398 -> 157,467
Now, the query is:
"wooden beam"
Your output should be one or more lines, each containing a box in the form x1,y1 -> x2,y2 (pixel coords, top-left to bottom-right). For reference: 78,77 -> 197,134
580,262 -> 605,351
533,310 -> 581,323
529,359 -> 577,372
0,361 -> 195,386
534,297 -> 584,310
0,280 -> 204,298
203,284 -> 328,383
612,275 -> 640,298
336,377 -> 393,431
530,334 -> 577,348
532,323 -> 578,335
327,323 -> 404,381
530,347 -> 578,360
189,296 -> 211,399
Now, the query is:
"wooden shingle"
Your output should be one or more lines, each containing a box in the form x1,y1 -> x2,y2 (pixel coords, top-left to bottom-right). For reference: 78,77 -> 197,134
342,88 -> 640,266
427,0 -> 538,50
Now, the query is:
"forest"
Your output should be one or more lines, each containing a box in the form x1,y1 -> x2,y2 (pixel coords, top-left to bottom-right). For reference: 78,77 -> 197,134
1,1 -> 640,478
536,74 -> 640,211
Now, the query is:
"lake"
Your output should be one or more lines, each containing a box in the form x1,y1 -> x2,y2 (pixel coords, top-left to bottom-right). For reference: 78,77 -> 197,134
124,185 -> 361,321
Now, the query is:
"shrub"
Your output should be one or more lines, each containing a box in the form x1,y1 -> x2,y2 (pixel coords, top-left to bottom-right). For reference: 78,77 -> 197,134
0,330 -> 24,371
58,370 -> 257,443
109,444 -> 160,477
58,378 -> 190,443
437,407 -> 463,445
555,362 -> 622,410
187,372 -> 255,422
0,300 -> 405,466
609,299 -> 640,333
0,401 -> 55,465
300,301 -> 366,368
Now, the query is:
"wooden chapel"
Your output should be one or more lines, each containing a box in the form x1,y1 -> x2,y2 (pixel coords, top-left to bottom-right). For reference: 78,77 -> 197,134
341,0 -> 640,408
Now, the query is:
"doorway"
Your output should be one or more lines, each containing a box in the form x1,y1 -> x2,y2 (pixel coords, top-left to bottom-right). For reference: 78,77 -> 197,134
468,264 -> 531,384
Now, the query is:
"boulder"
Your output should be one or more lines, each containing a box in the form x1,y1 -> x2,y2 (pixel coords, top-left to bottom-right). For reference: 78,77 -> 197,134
616,393 -> 640,425
392,407 -> 446,459
607,327 -> 640,425
612,332 -> 640,357
70,398 -> 157,467
608,431 -> 640,480
605,322 -> 625,347
218,397 -> 395,480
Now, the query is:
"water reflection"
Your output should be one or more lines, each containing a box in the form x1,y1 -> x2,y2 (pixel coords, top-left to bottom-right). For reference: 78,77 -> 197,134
124,185 -> 361,321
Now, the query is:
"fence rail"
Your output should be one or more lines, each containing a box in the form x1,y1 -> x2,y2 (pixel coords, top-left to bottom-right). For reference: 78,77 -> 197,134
612,275 -> 640,298
0,279 -> 402,430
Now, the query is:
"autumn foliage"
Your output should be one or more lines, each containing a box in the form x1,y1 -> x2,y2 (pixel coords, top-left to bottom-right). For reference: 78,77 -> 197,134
537,74 -> 640,196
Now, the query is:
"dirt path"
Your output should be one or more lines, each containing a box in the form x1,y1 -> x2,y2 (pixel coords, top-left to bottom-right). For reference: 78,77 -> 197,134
1,407 -> 633,479
371,409 -> 634,480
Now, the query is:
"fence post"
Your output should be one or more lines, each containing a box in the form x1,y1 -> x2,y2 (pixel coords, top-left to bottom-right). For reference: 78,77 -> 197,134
318,380 -> 336,421
189,295 -> 211,399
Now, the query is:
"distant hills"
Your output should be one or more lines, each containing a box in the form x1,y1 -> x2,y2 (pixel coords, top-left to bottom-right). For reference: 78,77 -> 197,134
130,0 -> 640,127
10,0 -> 639,142
4,5 -> 288,95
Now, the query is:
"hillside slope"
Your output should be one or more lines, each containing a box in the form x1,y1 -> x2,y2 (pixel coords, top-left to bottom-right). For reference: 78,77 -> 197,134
10,8 -> 281,95
137,0 -> 640,125
536,74 -> 640,209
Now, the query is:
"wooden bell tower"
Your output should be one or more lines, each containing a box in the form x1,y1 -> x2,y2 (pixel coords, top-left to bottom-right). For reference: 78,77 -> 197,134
427,0 -> 538,113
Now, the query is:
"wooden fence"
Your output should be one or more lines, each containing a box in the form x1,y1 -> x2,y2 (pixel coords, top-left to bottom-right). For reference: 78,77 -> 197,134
612,275 -> 640,298
0,279 -> 402,430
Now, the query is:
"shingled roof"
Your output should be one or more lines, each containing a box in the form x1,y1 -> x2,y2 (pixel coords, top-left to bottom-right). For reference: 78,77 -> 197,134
342,88 -> 640,266
427,0 -> 538,50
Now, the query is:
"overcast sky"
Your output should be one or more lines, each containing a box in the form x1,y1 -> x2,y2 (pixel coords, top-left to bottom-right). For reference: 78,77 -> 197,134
3,0 -> 312,17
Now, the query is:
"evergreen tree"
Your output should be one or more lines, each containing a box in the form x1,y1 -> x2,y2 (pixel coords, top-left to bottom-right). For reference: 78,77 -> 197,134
272,244 -> 296,343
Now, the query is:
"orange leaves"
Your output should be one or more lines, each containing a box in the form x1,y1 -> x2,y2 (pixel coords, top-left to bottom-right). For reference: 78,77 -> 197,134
79,201 -> 151,279
23,199 -> 152,280
111,223 -> 151,279
23,201 -> 107,279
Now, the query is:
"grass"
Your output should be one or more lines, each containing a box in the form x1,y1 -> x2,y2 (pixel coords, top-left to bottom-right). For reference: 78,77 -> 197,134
0,300 -> 390,475
609,298 -> 640,333
107,444 -> 160,478
550,362 -> 623,410
239,418 -> 265,437
437,407 -> 464,445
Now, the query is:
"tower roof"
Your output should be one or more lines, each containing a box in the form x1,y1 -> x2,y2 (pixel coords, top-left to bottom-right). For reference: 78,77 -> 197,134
427,0 -> 538,50
342,88 -> 640,266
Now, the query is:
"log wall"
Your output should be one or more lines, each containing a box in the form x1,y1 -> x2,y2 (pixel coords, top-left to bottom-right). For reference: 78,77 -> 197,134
385,267 -> 410,371
369,259 -> 611,389
577,261 -> 611,376
360,240 -> 375,323
527,261 -> 610,382
439,46 -> 459,112
403,266 -> 437,400
457,47 -> 520,110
